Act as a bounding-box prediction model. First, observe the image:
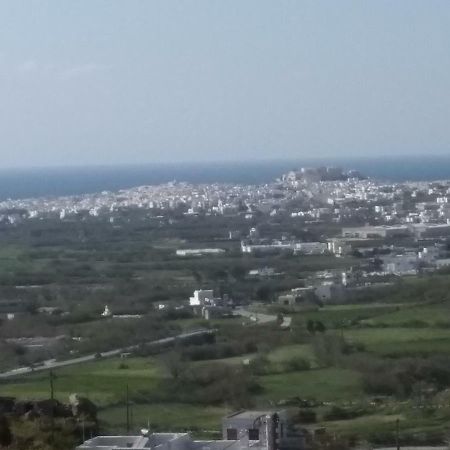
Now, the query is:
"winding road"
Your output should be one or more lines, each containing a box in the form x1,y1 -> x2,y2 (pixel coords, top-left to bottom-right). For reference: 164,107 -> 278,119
0,329 -> 214,379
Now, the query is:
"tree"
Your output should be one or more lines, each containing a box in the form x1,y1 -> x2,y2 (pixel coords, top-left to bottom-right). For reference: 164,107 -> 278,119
0,415 -> 12,448
161,351 -> 185,381
307,320 -> 316,335
255,284 -> 273,302
297,409 -> 317,424
315,320 -> 326,333
231,265 -> 246,281
312,334 -> 346,367
192,271 -> 203,284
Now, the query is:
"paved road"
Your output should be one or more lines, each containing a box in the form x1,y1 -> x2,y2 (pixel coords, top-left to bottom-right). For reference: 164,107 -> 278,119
234,307 -> 291,328
233,307 -> 277,324
0,329 -> 214,379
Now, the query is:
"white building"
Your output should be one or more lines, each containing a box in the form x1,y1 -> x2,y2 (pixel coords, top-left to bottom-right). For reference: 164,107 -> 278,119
101,305 -> 112,317
411,223 -> 450,239
381,254 -> 419,275
241,242 -> 292,254
248,267 -> 276,278
418,246 -> 441,263
77,409 -> 305,450
327,239 -> 352,257
176,248 -> 225,257
293,242 -> 327,255
342,225 -> 411,239
314,282 -> 344,302
436,258 -> 450,269
189,290 -> 215,306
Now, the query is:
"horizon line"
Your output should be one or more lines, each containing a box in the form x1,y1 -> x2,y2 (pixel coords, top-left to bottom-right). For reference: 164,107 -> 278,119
1,153 -> 449,172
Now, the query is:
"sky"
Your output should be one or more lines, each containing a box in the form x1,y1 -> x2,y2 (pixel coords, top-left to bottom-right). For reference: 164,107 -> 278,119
0,0 -> 450,168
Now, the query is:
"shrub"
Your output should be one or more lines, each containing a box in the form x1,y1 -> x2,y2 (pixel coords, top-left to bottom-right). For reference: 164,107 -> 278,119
297,409 -> 317,424
248,354 -> 271,375
323,406 -> 366,421
284,357 -> 311,372
312,334 -> 348,367
183,363 -> 262,408
361,370 -> 403,396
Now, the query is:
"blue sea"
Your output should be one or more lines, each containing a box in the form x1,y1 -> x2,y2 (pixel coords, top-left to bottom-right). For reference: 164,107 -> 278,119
2,156 -> 450,201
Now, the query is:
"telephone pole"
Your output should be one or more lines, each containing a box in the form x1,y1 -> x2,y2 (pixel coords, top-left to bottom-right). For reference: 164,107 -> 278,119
49,370 -> 55,442
396,418 -> 400,450
126,384 -> 130,434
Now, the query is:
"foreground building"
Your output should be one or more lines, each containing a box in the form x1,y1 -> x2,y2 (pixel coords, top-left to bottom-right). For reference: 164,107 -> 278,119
77,410 -> 306,450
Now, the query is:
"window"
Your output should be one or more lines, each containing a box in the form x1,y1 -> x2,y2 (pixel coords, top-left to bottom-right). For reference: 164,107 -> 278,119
248,429 -> 260,441
227,428 -> 237,440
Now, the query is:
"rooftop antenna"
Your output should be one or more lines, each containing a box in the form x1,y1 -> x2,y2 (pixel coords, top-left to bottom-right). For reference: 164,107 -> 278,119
141,419 -> 151,437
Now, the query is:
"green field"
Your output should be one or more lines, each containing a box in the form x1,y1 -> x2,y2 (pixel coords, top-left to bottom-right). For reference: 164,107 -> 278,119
1,358 -> 162,406
1,356 -> 230,434
345,327 -> 450,355
267,344 -> 315,363
293,304 -> 402,328
1,358 -> 366,432
99,403 -> 228,434
258,367 -> 363,402
5,298 -> 450,443
2,214 -> 450,446
362,303 -> 450,327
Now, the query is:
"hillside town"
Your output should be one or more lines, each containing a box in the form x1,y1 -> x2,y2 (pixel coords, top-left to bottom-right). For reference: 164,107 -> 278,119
2,167 -> 450,282
3,166 -> 450,230
3,167 -> 450,325
4,168 -> 450,449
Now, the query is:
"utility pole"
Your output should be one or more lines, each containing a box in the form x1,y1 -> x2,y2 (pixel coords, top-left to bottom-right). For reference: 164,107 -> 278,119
130,402 -> 133,431
396,418 -> 400,450
126,384 -> 130,434
49,370 -> 55,443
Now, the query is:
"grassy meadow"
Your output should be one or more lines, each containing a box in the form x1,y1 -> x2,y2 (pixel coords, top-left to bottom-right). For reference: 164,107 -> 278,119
5,296 -> 450,442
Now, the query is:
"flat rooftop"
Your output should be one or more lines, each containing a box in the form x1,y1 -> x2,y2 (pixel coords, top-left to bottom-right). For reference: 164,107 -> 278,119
226,410 -> 279,420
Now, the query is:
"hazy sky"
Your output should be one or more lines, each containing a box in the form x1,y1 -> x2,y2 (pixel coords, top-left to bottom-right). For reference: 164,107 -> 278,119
1,1 -> 450,168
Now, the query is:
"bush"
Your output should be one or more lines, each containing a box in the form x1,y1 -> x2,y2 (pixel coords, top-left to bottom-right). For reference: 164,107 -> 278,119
297,409 -> 317,424
323,406 -> 366,421
182,363 -> 262,408
312,334 -> 348,367
181,339 -> 257,361
0,415 -> 12,447
284,357 -> 311,372
357,356 -> 450,398
248,354 -> 271,375
361,367 -> 407,396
